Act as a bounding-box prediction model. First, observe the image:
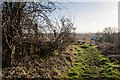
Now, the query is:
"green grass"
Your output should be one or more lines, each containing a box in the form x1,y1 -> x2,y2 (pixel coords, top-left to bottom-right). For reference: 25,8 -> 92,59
65,44 -> 120,80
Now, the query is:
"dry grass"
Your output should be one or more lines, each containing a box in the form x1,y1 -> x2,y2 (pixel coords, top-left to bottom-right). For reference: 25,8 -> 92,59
2,45 -> 77,78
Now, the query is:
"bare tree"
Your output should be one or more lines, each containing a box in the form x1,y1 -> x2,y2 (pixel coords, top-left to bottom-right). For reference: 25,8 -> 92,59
2,2 -> 26,67
2,2 -> 75,67
103,27 -> 117,35
102,27 -> 118,43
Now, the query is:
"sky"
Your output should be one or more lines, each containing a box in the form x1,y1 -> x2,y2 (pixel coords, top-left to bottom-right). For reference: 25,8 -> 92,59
57,2 -> 118,33
0,1 -> 118,33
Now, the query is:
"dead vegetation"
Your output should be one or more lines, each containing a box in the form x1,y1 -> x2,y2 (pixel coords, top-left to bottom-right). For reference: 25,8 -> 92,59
2,2 -> 75,68
2,1 -> 76,79
2,45 -> 77,78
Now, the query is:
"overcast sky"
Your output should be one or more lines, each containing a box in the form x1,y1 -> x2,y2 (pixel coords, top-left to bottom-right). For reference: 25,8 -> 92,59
58,2 -> 118,33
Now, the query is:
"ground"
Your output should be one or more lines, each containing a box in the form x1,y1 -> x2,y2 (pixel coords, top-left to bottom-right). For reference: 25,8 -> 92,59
65,43 -> 120,80
2,43 -> 120,79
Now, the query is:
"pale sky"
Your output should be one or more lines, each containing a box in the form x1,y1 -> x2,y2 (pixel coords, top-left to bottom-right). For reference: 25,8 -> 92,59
0,1 -> 119,33
58,2 -> 118,33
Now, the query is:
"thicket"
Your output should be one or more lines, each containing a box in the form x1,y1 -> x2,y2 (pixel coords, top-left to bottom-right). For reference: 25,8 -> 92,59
2,2 -> 75,68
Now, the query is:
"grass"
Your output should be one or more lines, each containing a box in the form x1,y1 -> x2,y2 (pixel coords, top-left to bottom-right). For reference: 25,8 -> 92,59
2,43 -> 120,79
65,43 -> 120,80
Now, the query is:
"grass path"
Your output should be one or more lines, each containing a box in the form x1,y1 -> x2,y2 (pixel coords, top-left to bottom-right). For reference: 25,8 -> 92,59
65,44 -> 120,80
